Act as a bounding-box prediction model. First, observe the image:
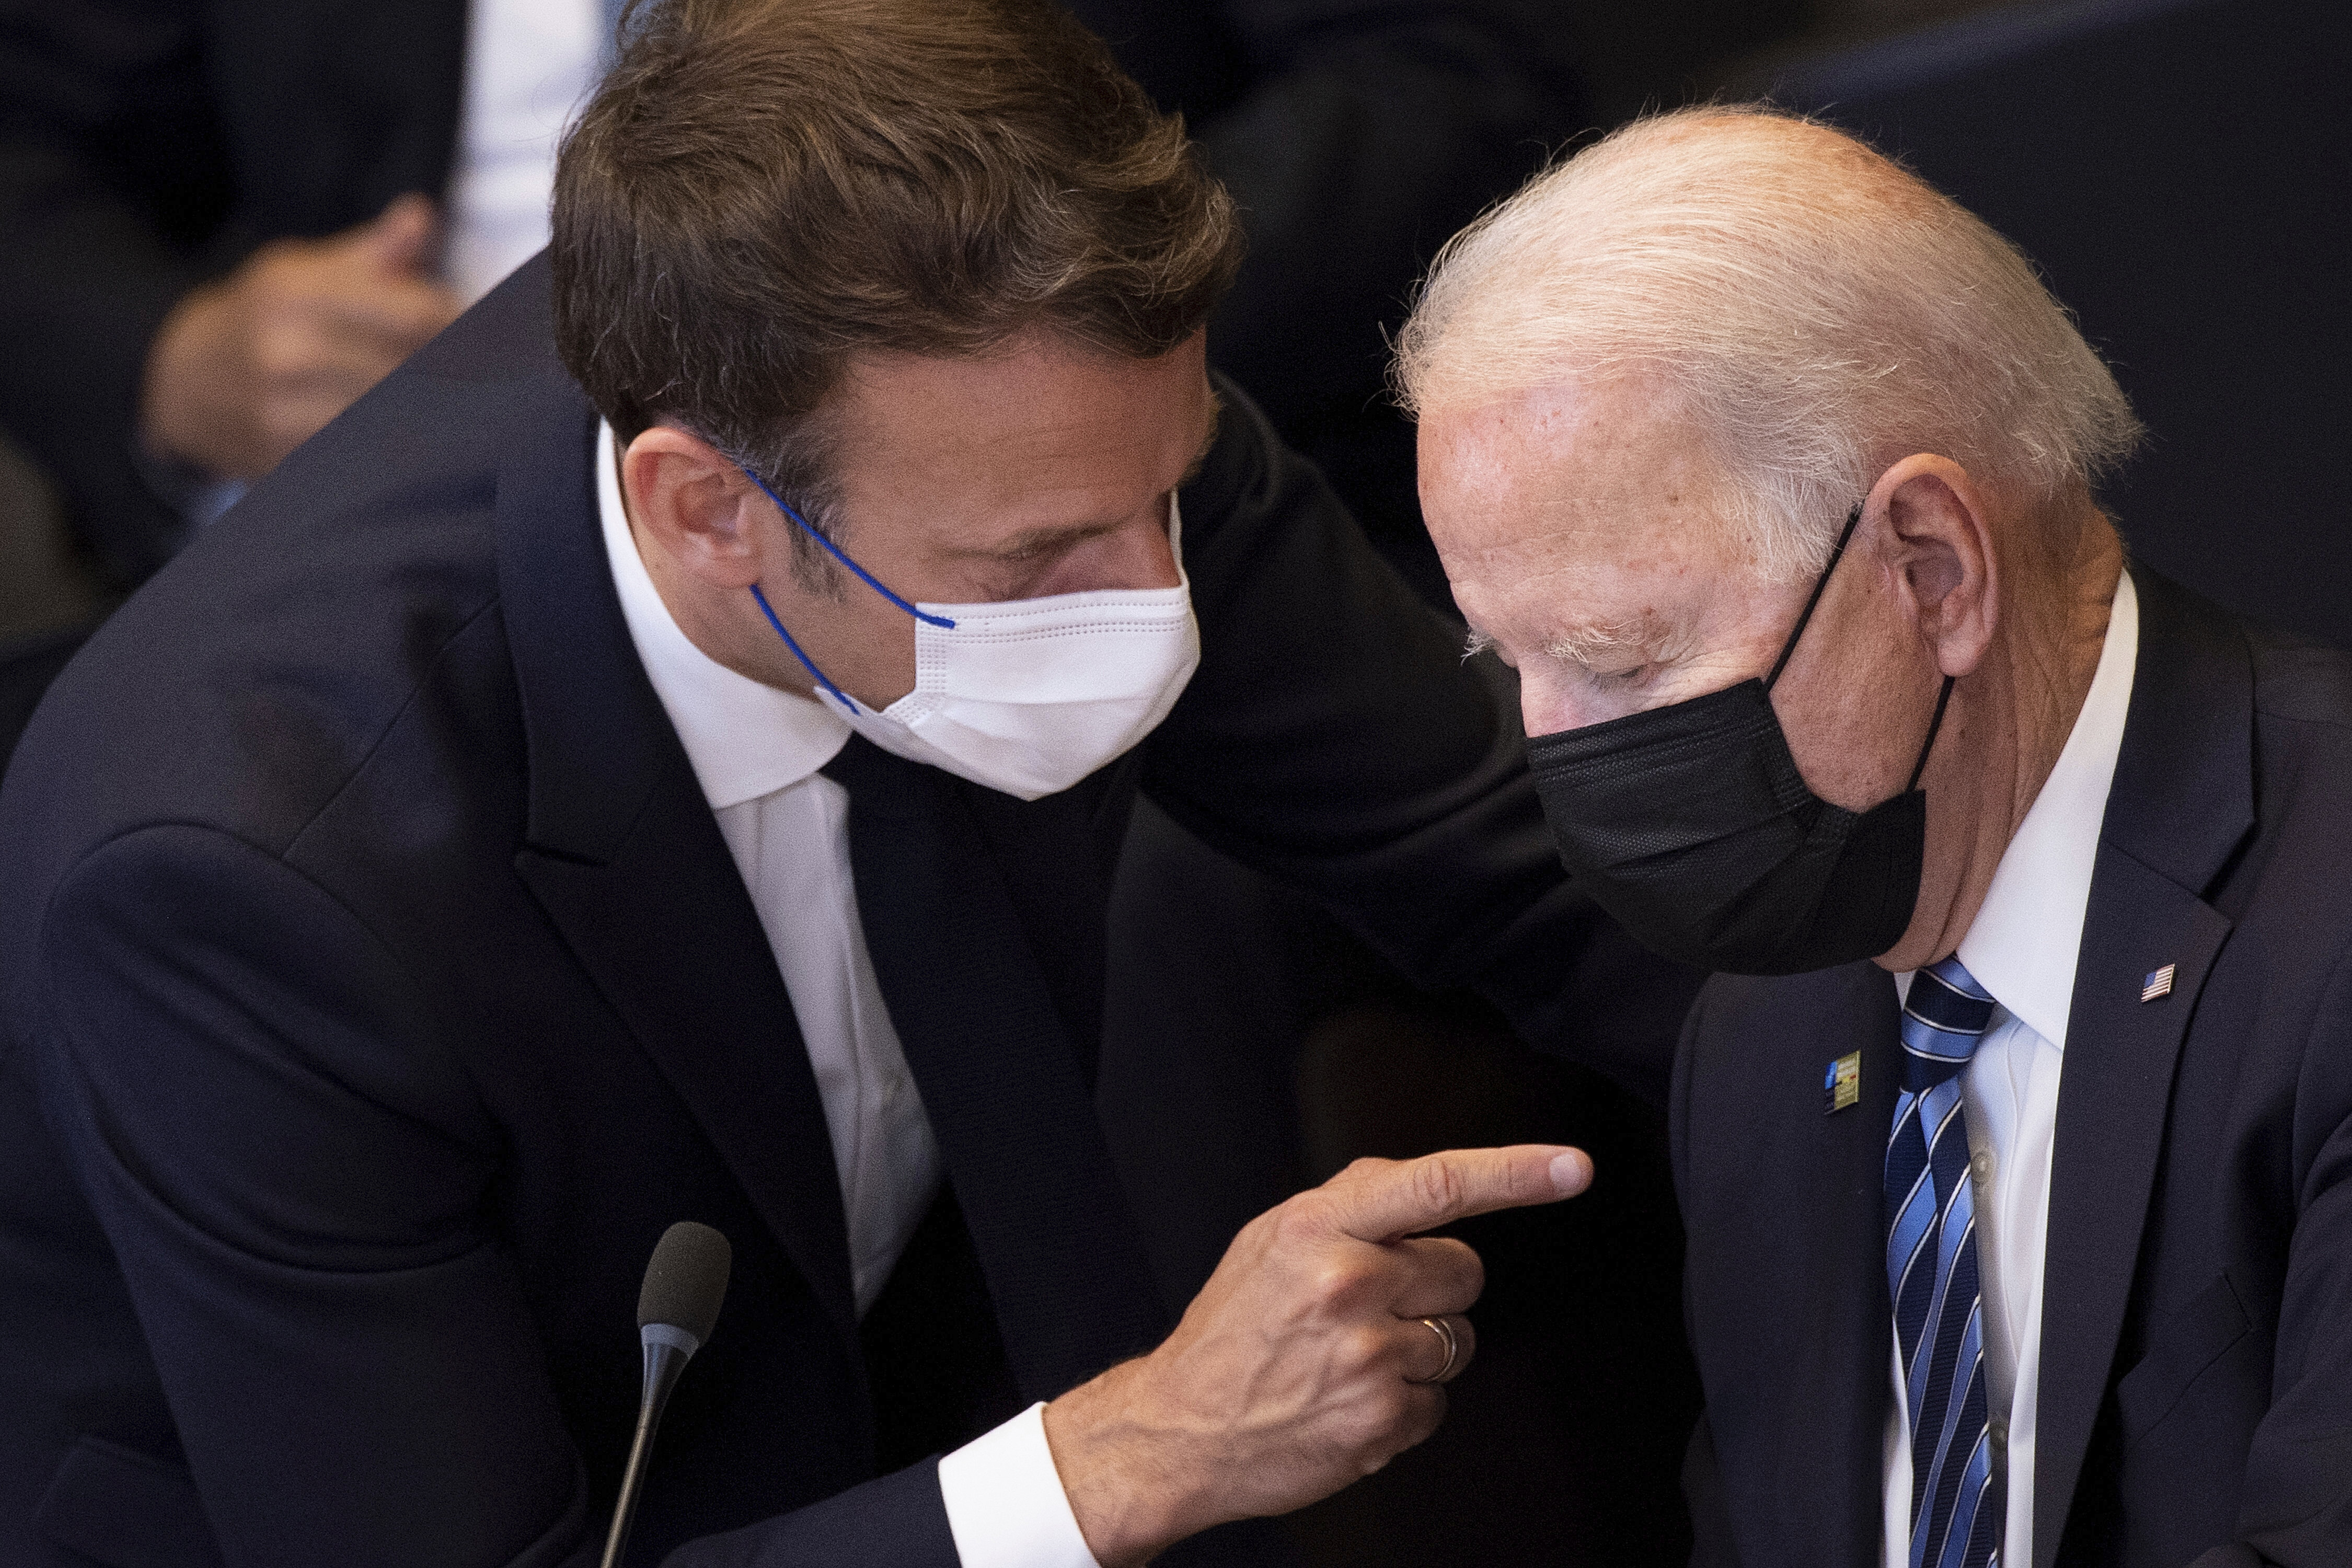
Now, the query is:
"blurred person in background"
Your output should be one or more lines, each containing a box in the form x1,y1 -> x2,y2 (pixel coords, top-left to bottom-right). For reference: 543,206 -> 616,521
0,0 -> 612,583
0,0 -> 1576,597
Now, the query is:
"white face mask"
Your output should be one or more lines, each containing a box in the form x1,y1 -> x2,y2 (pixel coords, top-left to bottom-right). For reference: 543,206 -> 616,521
744,472 -> 1200,801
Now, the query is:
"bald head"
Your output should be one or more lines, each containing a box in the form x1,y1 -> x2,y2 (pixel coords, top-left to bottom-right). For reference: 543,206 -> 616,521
1396,107 -> 2140,581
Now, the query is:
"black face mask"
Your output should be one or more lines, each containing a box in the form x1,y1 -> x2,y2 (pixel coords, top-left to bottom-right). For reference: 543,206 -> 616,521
1524,506 -> 1953,976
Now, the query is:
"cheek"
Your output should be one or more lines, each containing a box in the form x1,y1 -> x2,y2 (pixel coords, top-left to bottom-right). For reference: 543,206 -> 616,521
1518,673 -> 1572,741
1778,632 -> 1940,810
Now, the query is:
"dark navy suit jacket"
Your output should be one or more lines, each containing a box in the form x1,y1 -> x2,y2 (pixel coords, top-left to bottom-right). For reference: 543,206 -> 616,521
1675,571 -> 2352,1567
0,259 -> 1689,1567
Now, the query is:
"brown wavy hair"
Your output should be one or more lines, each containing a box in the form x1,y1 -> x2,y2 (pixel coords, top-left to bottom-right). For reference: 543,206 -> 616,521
552,0 -> 1242,574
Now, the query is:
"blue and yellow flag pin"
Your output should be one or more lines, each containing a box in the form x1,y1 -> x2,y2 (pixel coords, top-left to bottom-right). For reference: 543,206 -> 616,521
1824,1052 -> 1861,1114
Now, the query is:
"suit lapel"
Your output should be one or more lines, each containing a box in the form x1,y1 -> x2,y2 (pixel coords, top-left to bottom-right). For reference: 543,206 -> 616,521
2030,569 -> 2253,1568
1807,971 -> 1911,1566
825,738 -> 1171,1402
492,374 -> 859,1350
1680,964 -> 1903,1566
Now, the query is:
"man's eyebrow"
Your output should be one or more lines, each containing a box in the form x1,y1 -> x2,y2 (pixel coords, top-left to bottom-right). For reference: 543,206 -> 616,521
971,395 -> 1225,561
1539,613 -> 1673,670
982,398 -> 1224,559
982,517 -> 1125,559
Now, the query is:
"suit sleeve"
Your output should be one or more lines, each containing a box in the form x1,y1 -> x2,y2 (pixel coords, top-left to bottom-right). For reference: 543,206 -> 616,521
1149,379 -> 1700,1102
2204,948 -> 2352,1566
29,824 -> 963,1568
0,0 -> 219,581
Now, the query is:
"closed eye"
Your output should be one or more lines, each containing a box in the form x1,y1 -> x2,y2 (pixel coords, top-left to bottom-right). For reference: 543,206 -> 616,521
1540,614 -> 1676,689
982,520 -> 1122,567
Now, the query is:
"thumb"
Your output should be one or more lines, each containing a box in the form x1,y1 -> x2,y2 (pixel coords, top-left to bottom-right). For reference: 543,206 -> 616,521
359,193 -> 441,274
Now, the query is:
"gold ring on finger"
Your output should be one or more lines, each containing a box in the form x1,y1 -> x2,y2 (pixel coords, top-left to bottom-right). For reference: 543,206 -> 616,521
1404,1314 -> 1460,1385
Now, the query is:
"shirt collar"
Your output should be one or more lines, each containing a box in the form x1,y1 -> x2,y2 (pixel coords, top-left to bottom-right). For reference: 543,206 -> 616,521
1949,569 -> 2139,1051
597,422 -> 849,810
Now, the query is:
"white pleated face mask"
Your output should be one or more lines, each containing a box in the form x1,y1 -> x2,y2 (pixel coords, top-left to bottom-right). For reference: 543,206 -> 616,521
744,471 -> 1200,801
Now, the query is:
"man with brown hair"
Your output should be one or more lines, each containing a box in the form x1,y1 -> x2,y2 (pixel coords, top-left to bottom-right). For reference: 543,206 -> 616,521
0,2 -> 1692,1564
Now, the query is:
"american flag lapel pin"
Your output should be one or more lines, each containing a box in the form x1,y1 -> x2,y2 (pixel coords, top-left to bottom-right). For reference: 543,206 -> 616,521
2141,963 -> 2176,1002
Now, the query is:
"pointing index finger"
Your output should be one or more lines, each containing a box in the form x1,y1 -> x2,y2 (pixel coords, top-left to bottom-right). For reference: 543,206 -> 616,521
1324,1145 -> 1592,1243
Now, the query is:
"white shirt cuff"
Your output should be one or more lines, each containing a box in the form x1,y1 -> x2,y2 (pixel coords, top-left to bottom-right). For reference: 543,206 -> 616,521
937,1401 -> 1102,1568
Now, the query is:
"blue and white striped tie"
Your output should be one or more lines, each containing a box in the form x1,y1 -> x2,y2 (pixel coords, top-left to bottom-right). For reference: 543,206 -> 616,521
1886,957 -> 2004,1568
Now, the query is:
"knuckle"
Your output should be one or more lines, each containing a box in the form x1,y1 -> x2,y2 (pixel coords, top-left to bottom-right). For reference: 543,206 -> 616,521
1336,1391 -> 1404,1455
1331,1413 -> 1380,1463
1306,1256 -> 1370,1315
255,253 -> 316,303
1459,1251 -> 1486,1302
1339,1322 -> 1390,1375
1256,1202 -> 1317,1260
1272,1194 -> 1327,1240
1410,1157 -> 1466,1221
252,329 -> 311,384
1414,1236 -> 1482,1301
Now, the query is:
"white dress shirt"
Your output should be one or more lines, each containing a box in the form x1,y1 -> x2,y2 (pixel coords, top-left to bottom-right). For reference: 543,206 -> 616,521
596,429 -> 1100,1567
443,0 -> 603,306
1882,571 -> 2139,1568
191,0 -> 595,526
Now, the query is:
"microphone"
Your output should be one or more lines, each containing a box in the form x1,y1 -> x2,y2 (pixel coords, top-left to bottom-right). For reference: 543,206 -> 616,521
599,1220 -> 733,1568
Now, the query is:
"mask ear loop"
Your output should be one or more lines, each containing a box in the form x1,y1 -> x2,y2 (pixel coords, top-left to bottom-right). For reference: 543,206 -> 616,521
1763,503 -> 1865,693
739,467 -> 958,630
1905,675 -> 1957,793
1754,501 -> 1956,791
750,583 -> 859,713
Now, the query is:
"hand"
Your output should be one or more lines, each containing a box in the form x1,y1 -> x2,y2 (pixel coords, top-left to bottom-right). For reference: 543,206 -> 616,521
1043,1144 -> 1593,1566
141,193 -> 462,481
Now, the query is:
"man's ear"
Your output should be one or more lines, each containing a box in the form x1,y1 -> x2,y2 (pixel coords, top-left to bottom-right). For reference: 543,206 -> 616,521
1867,454 -> 1998,681
620,425 -> 768,590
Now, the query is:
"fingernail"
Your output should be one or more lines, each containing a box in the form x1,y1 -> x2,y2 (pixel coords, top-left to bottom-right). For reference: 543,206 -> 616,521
1549,1150 -> 1593,1196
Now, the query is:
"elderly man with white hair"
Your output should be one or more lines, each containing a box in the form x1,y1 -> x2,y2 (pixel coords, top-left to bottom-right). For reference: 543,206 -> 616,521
1398,106 -> 2352,1568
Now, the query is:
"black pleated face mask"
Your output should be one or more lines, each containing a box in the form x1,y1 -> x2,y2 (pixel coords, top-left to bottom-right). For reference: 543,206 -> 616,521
1524,507 -> 1953,976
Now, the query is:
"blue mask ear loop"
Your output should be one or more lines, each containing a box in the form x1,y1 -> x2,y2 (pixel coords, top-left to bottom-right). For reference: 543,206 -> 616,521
736,466 -> 959,716
750,583 -> 858,713
737,468 -> 957,629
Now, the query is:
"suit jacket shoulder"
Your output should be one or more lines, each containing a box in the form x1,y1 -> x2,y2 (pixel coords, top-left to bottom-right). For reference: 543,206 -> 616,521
1673,569 -> 2352,1568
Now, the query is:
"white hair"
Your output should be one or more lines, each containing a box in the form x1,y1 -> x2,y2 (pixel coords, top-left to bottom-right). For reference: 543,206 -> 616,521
1394,106 -> 2144,582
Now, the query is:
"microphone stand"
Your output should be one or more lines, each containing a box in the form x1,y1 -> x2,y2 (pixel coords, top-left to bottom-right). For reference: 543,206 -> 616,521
599,1323 -> 700,1568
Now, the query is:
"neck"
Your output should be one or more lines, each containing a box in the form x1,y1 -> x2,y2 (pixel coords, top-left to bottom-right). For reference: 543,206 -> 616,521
1880,500 -> 2123,971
